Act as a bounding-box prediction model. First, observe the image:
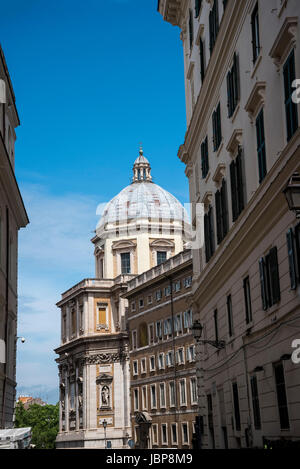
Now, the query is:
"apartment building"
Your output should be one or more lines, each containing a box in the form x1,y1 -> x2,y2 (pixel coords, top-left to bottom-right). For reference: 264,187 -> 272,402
0,46 -> 29,428
159,0 -> 300,448
125,250 -> 198,449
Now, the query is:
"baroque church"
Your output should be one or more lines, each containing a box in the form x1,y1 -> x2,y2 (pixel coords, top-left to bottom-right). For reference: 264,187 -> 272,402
55,149 -> 190,448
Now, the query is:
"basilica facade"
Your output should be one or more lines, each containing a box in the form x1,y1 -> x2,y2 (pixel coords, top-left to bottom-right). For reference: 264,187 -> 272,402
55,150 -> 190,449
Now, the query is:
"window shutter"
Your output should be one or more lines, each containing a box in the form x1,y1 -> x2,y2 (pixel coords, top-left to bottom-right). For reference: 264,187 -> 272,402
227,72 -> 231,117
259,258 -> 268,310
221,180 -> 228,238
200,37 -> 205,83
269,247 -> 281,304
209,207 -> 215,256
230,160 -> 238,222
212,111 -> 216,151
217,103 -> 222,147
295,224 -> 300,281
204,213 -> 210,262
287,229 -> 297,290
215,191 -> 222,245
233,53 -> 240,105
236,149 -> 244,214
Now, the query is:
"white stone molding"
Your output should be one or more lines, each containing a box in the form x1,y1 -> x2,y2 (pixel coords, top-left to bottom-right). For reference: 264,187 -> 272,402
269,17 -> 298,69
244,82 -> 266,122
226,129 -> 243,157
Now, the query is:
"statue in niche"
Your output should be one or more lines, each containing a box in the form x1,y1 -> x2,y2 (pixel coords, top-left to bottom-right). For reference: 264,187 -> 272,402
101,385 -> 110,407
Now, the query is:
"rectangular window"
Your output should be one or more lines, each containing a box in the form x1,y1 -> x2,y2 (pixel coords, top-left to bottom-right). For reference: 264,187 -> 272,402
251,3 -> 260,63
232,382 -> 241,431
284,49 -> 298,142
191,378 -> 198,405
158,353 -> 165,370
157,251 -> 167,265
295,223 -> 300,281
161,424 -> 168,445
227,295 -> 234,337
230,148 -> 245,222
171,424 -> 178,445
152,424 -> 158,445
164,318 -> 172,337
151,385 -> 157,409
201,137 -> 209,179
274,362 -> 290,429
176,347 -> 185,365
164,285 -> 171,296
148,295 -> 152,305
141,358 -> 146,374
227,53 -> 240,118
166,350 -> 174,368
134,388 -> 139,411
180,380 -> 187,406
169,381 -> 176,407
159,383 -> 166,408
243,276 -> 253,324
212,102 -> 222,151
209,0 -> 219,53
256,109 -> 267,183
182,423 -> 189,445
121,252 -> 131,274
149,355 -> 155,372
156,320 -> 162,339
204,206 -> 215,262
174,313 -> 182,334
187,345 -> 195,363
156,290 -> 162,301
250,375 -> 261,430
259,247 -> 281,310
133,360 -> 138,376
139,298 -> 144,308
183,309 -> 193,329
215,179 -> 228,245
142,386 -> 147,410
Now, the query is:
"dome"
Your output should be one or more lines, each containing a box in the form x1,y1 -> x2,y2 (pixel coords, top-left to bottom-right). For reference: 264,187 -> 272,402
97,148 -> 190,230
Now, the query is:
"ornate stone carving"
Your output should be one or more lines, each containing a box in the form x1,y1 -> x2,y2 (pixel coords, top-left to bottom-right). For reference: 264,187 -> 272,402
82,352 -> 121,365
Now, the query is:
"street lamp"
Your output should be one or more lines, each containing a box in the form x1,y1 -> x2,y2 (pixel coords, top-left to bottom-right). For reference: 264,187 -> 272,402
191,320 -> 225,350
283,172 -> 300,218
102,419 -> 107,449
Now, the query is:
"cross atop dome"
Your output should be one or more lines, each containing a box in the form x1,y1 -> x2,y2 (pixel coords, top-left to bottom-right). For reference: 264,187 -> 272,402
132,145 -> 152,183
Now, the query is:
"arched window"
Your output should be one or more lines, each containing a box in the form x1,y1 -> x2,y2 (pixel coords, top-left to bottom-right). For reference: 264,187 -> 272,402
138,322 -> 148,348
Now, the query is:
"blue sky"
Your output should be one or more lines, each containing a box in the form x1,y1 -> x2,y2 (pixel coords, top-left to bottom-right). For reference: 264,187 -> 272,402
0,0 -> 188,403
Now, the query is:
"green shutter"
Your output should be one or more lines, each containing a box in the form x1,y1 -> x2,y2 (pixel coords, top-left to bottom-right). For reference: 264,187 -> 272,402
236,149 -> 244,214
287,229 -> 297,290
269,247 -> 281,305
215,191 -> 222,245
230,160 -> 238,222
259,258 -> 268,310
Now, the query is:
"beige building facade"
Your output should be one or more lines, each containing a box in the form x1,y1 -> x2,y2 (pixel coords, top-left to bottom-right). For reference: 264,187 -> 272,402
124,250 -> 198,449
55,152 -> 191,448
0,46 -> 29,428
159,0 -> 300,449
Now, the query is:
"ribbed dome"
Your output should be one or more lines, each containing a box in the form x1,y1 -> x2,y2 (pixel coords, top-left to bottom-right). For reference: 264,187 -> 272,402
97,149 -> 190,231
99,181 -> 189,227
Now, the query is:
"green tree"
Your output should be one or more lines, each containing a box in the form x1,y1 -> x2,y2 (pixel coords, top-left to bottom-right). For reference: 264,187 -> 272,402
15,401 -> 59,449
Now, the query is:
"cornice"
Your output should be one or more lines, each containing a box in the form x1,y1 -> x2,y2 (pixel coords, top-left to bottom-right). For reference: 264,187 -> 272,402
178,0 -> 252,165
0,133 -> 29,227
